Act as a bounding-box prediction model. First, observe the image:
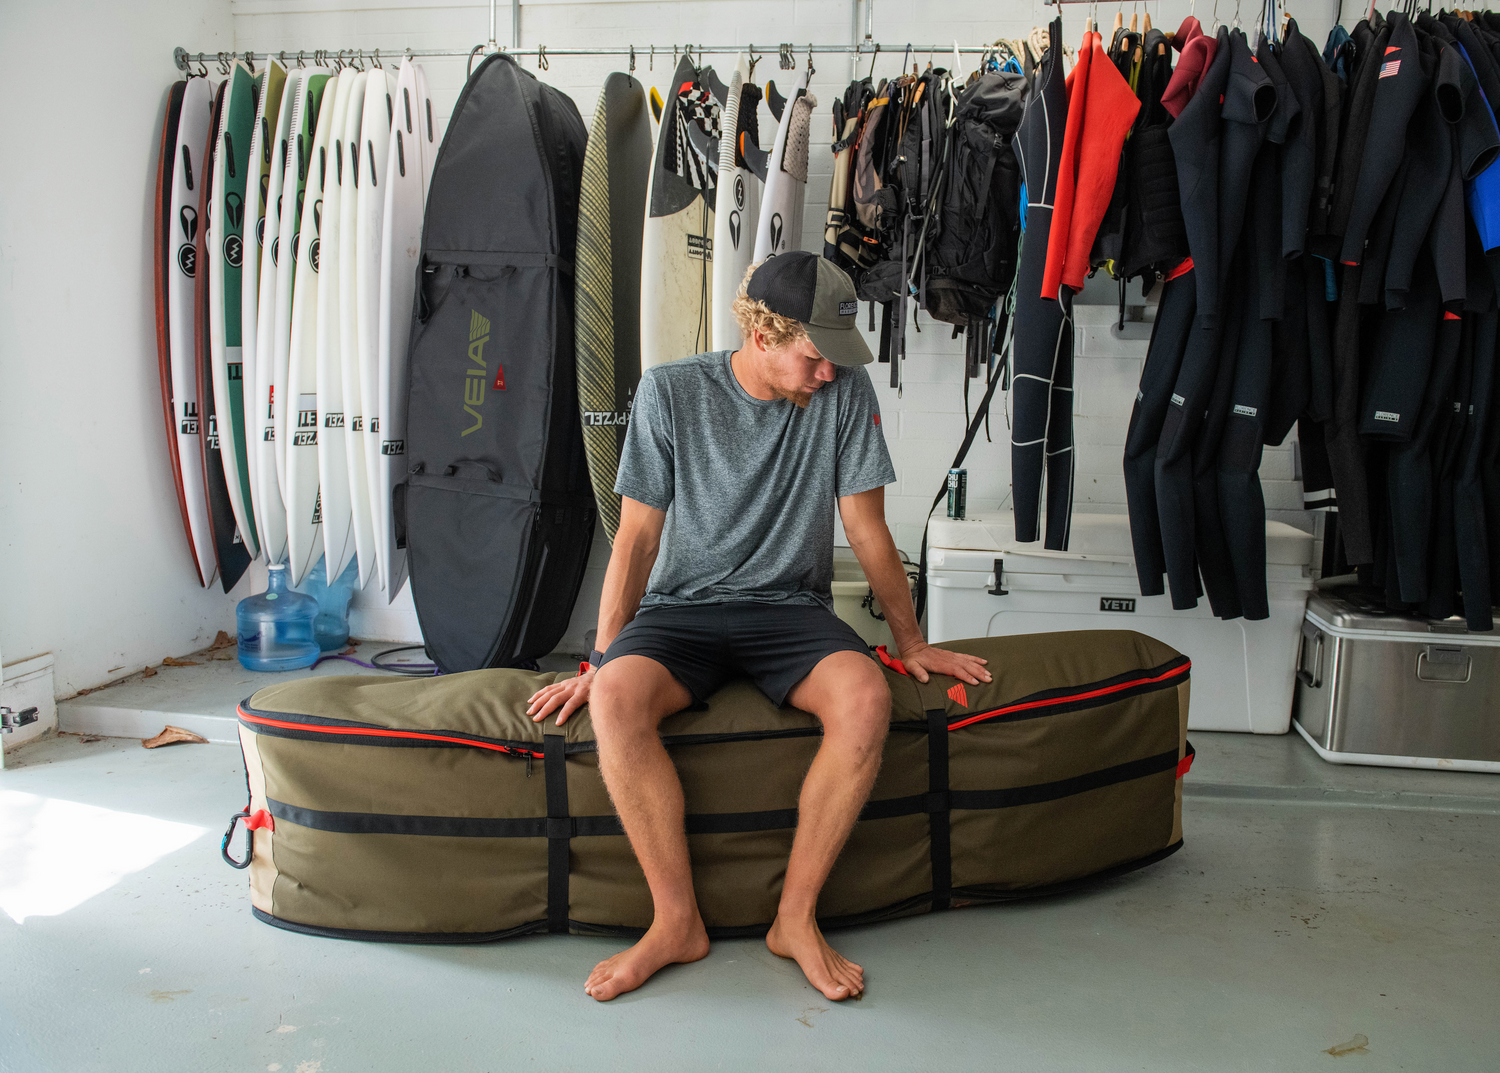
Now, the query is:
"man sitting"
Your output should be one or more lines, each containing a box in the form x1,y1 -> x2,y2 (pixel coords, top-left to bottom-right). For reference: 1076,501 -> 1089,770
527,253 -> 989,1002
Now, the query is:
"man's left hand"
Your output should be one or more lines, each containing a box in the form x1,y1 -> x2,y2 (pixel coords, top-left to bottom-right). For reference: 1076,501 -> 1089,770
897,642 -> 991,686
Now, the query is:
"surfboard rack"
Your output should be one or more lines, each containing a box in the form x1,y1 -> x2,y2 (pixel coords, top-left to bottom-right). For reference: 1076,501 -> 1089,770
174,40 -> 1025,73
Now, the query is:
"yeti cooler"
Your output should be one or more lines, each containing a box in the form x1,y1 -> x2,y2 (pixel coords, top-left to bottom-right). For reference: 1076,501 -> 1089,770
925,512 -> 1315,733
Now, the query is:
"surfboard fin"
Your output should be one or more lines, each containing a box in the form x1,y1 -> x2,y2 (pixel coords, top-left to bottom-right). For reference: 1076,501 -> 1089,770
649,86 -> 663,124
741,131 -> 770,183
700,66 -> 728,107
766,80 -> 787,123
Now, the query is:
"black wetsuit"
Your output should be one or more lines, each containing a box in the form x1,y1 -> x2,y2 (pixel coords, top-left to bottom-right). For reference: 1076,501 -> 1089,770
1010,18 -> 1074,548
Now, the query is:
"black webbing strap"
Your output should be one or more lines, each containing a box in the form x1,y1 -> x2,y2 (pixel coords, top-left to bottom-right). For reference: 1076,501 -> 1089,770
926,705 -> 952,911
543,731 -> 569,934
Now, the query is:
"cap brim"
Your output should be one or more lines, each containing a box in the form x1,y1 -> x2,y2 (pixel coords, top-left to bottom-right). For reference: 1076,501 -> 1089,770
804,321 -> 874,367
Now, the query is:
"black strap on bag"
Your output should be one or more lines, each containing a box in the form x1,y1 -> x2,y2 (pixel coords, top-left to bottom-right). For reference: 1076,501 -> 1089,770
543,730 -> 570,933
925,704 -> 952,910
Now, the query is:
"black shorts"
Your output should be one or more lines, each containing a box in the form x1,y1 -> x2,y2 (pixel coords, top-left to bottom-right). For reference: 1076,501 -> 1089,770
601,603 -> 873,708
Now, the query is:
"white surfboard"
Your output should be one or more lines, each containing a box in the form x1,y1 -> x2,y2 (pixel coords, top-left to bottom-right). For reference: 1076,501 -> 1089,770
168,76 -> 218,587
314,71 -> 359,586
413,62 -> 437,193
641,60 -> 717,369
711,55 -> 764,350
753,68 -> 816,261
208,60 -> 260,562
337,72 -> 377,589
374,58 -> 427,601
252,67 -> 305,565
356,69 -> 397,587
285,72 -> 340,586
271,69 -> 332,502
241,60 -> 286,558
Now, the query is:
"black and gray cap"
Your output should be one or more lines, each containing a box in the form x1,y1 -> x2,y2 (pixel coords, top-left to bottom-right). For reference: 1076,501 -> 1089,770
745,251 -> 873,367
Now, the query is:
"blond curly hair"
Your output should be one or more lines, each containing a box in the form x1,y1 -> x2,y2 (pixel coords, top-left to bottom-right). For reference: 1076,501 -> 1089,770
730,260 -> 811,350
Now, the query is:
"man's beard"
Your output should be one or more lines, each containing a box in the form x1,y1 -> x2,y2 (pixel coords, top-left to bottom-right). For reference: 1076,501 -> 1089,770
772,385 -> 813,409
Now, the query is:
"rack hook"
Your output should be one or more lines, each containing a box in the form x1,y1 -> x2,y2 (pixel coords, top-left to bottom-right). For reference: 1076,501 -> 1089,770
373,48 -> 382,69
196,56 -> 208,78
217,51 -> 230,75
807,43 -> 815,73
629,44 -> 636,72
467,44 -> 483,78
538,43 -> 548,70
650,44 -> 654,71
278,50 -> 287,68
243,50 -> 256,73
778,42 -> 794,69
296,49 -> 305,68
867,42 -> 880,80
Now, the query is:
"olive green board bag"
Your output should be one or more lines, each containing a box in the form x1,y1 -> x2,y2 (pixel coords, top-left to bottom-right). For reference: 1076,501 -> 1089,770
225,630 -> 1194,941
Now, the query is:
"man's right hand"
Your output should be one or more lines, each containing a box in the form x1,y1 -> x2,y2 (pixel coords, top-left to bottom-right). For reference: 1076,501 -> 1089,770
527,666 -> 595,726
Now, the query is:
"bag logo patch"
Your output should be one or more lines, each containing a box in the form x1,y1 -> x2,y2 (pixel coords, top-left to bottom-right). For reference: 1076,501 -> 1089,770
463,310 -> 491,437
1233,404 -> 1257,417
947,682 -> 968,706
1100,597 -> 1136,613
1374,410 -> 1401,422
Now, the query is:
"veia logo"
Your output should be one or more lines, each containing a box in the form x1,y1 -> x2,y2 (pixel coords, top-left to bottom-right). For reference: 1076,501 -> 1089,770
462,309 -> 491,437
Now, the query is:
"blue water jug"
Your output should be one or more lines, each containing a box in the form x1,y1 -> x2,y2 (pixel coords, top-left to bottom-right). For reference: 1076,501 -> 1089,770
237,563 -> 321,672
296,555 -> 360,651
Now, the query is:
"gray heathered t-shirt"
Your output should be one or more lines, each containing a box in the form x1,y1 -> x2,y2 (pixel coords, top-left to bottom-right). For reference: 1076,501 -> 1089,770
614,350 -> 897,611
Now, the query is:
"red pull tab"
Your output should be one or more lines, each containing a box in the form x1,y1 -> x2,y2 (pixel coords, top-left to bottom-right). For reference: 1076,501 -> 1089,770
874,645 -> 909,676
493,364 -> 506,391
244,809 -> 275,832
1176,752 -> 1195,778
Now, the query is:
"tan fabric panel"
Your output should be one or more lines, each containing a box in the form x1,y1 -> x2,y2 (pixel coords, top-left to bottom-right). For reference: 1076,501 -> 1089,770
821,814 -> 933,919
948,692 -> 1180,792
239,726 -> 277,915
689,830 -> 798,928
258,735 -> 544,818
271,826 -> 549,934
1172,678 -> 1191,846
568,834 -> 652,928
950,773 -> 1177,890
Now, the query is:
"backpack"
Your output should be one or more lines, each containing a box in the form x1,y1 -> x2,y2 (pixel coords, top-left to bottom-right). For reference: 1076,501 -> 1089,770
920,70 -> 1028,332
823,77 -> 879,274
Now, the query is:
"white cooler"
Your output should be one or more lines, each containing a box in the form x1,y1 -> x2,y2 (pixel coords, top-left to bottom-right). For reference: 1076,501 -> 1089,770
925,512 -> 1316,733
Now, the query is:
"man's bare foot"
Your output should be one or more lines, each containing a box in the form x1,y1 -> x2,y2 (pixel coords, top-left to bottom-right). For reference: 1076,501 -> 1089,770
583,915 -> 710,1002
766,913 -> 865,1000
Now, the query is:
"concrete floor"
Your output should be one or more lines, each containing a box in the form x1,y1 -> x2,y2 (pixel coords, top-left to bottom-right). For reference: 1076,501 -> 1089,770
2,713 -> 1498,1071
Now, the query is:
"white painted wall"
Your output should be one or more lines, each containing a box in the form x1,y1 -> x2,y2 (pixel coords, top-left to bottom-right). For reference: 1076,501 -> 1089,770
1,1 -> 1337,689
0,0 -> 237,696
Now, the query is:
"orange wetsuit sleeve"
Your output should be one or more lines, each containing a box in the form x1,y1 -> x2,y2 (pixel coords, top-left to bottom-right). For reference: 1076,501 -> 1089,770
1041,32 -> 1095,301
1058,34 -> 1141,294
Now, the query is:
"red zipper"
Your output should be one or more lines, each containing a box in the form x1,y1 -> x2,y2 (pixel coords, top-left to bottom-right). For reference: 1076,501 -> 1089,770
947,661 -> 1191,731
238,708 -> 544,758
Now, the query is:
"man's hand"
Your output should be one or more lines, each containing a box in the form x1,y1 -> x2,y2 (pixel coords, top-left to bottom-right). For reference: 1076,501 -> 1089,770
527,666 -> 595,726
898,642 -> 991,686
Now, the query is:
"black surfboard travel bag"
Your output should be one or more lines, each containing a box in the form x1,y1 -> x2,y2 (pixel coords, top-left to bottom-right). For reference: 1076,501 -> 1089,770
226,631 -> 1194,942
401,53 -> 596,674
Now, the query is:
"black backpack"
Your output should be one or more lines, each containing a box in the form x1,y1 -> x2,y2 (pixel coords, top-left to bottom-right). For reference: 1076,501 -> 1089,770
920,70 -> 1028,333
